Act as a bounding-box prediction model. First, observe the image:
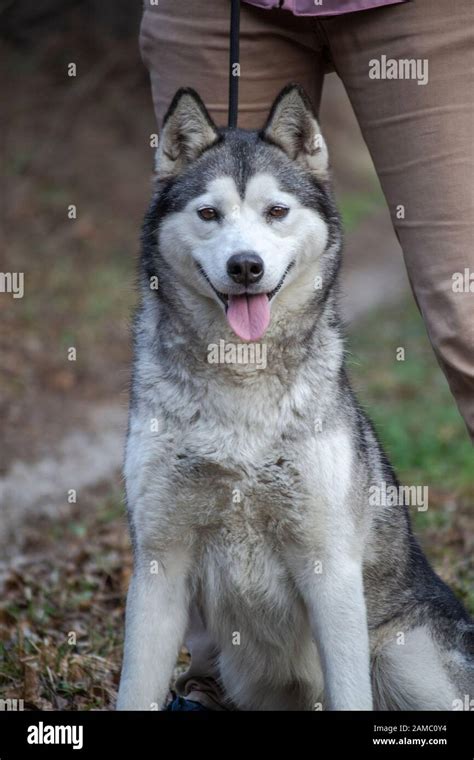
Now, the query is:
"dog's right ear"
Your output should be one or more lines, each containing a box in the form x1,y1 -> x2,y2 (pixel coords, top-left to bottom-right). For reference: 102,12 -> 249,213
155,88 -> 220,180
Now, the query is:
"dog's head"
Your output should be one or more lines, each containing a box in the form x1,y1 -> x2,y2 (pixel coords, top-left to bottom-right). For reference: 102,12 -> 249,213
145,84 -> 341,342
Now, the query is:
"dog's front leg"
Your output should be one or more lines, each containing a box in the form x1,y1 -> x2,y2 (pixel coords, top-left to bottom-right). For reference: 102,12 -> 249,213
295,555 -> 372,710
117,547 -> 190,710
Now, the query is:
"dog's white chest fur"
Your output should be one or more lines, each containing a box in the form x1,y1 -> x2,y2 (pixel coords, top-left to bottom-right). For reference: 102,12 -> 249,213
187,466 -> 322,706
198,511 -> 296,629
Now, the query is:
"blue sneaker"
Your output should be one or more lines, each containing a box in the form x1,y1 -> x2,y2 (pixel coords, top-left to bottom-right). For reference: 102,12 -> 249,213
166,695 -> 212,711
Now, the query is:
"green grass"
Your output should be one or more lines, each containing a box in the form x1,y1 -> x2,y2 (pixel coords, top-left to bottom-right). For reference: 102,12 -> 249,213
348,299 -> 473,494
348,299 -> 473,611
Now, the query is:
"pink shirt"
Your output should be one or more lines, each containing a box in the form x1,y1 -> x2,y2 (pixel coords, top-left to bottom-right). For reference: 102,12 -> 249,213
243,0 -> 407,16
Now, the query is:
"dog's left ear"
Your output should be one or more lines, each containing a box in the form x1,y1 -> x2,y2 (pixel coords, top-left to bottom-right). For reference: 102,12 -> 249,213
262,84 -> 329,178
155,88 -> 220,179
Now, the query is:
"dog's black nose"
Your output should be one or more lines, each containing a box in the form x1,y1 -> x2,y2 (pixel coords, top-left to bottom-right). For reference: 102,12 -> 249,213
227,252 -> 264,286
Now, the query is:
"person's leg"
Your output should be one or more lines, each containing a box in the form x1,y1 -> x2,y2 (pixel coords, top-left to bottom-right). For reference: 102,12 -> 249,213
139,0 -> 324,129
322,0 -> 474,440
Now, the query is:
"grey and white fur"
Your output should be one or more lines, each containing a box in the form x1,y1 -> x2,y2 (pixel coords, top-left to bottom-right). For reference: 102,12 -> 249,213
117,85 -> 474,711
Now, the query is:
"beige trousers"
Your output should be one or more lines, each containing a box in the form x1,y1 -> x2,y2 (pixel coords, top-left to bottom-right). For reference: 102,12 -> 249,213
140,0 -> 474,441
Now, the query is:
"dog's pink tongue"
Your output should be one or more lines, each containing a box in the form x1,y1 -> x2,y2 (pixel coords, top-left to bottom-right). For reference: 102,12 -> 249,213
226,294 -> 270,341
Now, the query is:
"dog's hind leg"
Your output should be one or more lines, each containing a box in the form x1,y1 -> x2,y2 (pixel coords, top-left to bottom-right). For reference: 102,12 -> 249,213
372,625 -> 471,710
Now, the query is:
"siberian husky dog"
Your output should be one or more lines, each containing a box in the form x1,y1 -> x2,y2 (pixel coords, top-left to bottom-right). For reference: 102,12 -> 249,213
117,85 -> 474,711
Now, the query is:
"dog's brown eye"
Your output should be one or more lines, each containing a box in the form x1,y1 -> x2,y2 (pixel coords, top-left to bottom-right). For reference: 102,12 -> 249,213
267,205 -> 289,220
198,207 -> 218,221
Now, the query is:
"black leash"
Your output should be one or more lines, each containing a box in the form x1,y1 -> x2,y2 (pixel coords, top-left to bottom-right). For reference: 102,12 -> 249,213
228,0 -> 241,128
